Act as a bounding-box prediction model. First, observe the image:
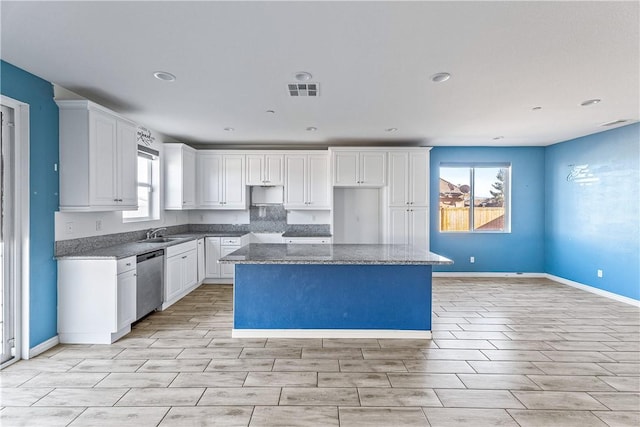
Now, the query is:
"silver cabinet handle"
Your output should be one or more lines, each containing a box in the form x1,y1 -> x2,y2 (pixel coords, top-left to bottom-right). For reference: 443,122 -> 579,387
182,255 -> 187,259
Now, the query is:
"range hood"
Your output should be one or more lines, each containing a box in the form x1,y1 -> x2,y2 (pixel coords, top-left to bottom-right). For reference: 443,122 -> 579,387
250,185 -> 284,206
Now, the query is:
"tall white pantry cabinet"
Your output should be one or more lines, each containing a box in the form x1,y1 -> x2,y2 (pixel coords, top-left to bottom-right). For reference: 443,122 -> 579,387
56,100 -> 138,211
386,149 -> 431,250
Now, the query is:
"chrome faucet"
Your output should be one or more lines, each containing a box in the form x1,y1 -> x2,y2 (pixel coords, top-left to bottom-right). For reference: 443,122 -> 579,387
146,227 -> 167,239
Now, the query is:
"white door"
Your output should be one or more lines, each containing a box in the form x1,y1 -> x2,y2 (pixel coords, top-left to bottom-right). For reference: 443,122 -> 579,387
220,247 -> 237,278
360,151 -> 386,186
284,155 -> 306,208
222,155 -> 245,208
205,238 -> 221,278
264,154 -> 284,185
182,251 -> 199,289
165,255 -> 183,301
409,207 -> 430,250
388,208 -> 408,245
388,152 -> 409,206
182,148 -> 197,208
197,239 -> 205,283
409,151 -> 429,206
1,105 -> 15,364
89,110 -> 118,206
333,152 -> 359,186
246,154 -> 264,185
117,121 -> 138,207
116,269 -> 137,331
197,154 -> 223,207
307,155 -> 330,208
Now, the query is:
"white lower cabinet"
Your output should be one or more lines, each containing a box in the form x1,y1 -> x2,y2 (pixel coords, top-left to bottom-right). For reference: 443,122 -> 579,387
58,256 -> 137,344
197,238 -> 205,284
163,240 -> 198,308
204,235 -> 249,283
388,207 -> 429,250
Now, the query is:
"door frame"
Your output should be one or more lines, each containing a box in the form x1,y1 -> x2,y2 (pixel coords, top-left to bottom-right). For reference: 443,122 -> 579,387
0,95 -> 30,365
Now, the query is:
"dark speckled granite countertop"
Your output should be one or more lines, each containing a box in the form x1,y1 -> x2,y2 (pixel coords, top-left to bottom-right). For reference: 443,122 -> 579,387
219,243 -> 453,265
281,231 -> 333,238
56,232 -> 250,260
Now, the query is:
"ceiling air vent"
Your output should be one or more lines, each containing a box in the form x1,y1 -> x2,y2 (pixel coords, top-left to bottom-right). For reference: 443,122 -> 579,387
288,83 -> 319,97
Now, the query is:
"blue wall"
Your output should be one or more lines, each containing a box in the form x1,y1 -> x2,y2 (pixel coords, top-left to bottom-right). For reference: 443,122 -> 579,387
430,146 -> 546,273
545,124 -> 640,300
1,61 -> 59,347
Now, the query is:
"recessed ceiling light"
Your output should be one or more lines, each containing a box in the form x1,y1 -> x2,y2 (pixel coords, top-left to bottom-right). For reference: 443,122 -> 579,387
266,110 -> 276,114
600,119 -> 628,127
532,106 -> 542,111
224,127 -> 234,131
581,99 -> 601,106
431,72 -> 451,83
295,71 -> 312,81
153,71 -> 176,82
493,136 -> 504,140
385,128 -> 398,132
306,126 -> 317,131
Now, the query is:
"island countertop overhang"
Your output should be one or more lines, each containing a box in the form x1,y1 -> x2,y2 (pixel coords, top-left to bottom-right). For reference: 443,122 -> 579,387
218,243 -> 453,266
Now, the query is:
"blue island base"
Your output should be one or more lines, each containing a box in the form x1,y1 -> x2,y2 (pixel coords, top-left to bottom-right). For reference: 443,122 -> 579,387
233,264 -> 432,339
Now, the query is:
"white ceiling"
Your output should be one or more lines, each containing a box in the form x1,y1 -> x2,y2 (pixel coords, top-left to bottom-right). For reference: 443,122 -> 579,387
2,1 -> 638,147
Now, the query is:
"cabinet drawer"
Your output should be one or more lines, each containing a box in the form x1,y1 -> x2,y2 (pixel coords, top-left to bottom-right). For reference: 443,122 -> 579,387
221,237 -> 241,246
117,256 -> 136,274
166,240 -> 198,257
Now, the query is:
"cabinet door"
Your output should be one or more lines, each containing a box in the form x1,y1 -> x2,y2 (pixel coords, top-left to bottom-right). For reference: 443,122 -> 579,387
89,110 -> 118,206
360,151 -> 386,186
117,120 -> 139,208
205,237 -> 221,278
409,207 -> 430,250
165,255 -> 183,301
220,247 -> 238,278
116,269 -> 137,331
197,239 -> 205,283
182,251 -> 198,289
409,151 -> 429,206
182,148 -> 197,208
222,155 -> 246,208
197,153 -> 223,207
307,155 -> 330,208
333,151 -> 359,186
284,155 -> 307,208
246,154 -> 264,185
388,208 -> 408,245
264,154 -> 284,186
388,152 -> 409,206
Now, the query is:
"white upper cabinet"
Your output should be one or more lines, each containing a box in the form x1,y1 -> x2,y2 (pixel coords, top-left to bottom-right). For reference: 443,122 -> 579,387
388,150 -> 430,207
246,153 -> 284,186
331,149 -> 386,187
284,152 -> 330,209
164,143 -> 197,210
57,100 -> 138,211
197,152 -> 246,209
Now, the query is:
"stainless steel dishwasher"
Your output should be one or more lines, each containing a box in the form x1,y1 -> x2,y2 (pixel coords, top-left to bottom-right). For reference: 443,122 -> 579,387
136,249 -> 164,321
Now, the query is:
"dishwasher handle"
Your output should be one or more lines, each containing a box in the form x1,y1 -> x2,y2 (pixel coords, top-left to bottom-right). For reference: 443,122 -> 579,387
137,249 -> 165,263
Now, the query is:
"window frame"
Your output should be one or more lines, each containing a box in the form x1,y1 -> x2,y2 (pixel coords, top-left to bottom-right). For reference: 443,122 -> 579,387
122,146 -> 160,223
439,162 -> 511,234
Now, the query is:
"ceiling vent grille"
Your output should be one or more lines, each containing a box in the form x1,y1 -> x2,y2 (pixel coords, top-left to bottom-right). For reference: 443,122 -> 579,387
288,83 -> 319,97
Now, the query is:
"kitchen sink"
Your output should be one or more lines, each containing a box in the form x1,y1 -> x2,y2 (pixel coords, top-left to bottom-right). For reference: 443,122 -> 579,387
138,237 -> 184,243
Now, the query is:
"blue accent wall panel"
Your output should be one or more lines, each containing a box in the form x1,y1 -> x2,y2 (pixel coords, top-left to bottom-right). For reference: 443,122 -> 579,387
430,147 -> 546,273
234,264 -> 432,330
545,124 -> 640,300
1,61 -> 59,347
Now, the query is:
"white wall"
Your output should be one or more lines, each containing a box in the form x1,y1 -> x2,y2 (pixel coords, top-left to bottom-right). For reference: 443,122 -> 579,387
333,188 -> 381,243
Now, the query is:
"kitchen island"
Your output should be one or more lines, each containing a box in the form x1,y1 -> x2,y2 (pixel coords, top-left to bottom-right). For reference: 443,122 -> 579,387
219,244 -> 452,339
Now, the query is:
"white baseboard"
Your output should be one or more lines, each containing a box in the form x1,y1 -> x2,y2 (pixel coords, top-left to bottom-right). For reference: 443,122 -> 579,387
433,272 -> 547,278
545,274 -> 640,307
29,335 -> 59,358
232,329 -> 432,339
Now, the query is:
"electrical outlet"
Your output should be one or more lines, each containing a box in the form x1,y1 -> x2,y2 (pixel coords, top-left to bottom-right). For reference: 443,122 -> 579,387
65,222 -> 74,234
199,214 -> 204,222
95,219 -> 102,231
597,269 -> 603,278
470,256 -> 475,263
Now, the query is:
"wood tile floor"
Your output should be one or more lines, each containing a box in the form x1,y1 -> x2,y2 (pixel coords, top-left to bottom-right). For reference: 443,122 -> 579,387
1,277 -> 639,426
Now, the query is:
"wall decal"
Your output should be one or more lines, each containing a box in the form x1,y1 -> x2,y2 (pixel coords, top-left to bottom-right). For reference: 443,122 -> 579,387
137,126 -> 155,146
